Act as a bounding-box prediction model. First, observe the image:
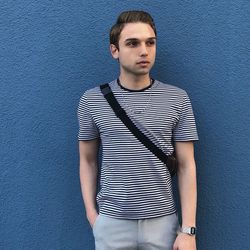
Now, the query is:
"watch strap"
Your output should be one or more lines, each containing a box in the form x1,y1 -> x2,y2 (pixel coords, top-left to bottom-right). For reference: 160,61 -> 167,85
179,226 -> 196,236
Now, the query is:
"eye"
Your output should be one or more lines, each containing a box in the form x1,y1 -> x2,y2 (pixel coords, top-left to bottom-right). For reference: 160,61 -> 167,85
127,41 -> 139,47
146,40 -> 156,46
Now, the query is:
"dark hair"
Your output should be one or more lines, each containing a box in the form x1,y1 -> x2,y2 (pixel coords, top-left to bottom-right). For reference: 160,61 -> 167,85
110,11 -> 157,49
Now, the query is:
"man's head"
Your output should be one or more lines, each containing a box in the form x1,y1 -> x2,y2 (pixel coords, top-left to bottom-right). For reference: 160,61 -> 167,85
110,11 -> 157,50
110,11 -> 157,77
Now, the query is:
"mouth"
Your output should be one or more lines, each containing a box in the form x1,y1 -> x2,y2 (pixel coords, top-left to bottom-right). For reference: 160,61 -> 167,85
136,61 -> 150,66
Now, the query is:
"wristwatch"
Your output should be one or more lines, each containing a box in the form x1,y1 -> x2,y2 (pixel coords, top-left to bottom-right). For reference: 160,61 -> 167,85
179,226 -> 196,236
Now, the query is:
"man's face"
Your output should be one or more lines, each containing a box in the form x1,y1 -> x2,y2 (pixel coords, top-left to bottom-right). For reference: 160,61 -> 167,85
110,22 -> 156,77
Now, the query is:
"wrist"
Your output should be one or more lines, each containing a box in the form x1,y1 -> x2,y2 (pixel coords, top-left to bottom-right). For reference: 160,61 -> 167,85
178,226 -> 197,237
86,207 -> 98,218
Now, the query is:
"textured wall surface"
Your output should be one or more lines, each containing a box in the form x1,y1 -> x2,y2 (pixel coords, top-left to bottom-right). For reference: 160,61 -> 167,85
1,0 -> 249,249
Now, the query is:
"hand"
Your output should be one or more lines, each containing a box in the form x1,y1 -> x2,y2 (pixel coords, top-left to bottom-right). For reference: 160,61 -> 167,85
87,210 -> 99,228
173,233 -> 196,250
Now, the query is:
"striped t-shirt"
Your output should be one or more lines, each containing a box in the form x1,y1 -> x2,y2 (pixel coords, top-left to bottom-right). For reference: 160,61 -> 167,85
78,79 -> 198,219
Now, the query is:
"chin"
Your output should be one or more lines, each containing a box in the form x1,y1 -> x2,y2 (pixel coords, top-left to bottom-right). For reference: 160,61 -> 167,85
137,69 -> 151,75
123,66 -> 151,76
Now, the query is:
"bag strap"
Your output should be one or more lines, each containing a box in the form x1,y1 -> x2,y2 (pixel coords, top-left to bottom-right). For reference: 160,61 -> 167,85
100,83 -> 176,176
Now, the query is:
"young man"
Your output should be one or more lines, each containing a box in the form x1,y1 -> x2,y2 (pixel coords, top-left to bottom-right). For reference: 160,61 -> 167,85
78,11 -> 198,250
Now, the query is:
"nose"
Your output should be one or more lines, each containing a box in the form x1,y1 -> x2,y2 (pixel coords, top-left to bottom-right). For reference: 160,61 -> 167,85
139,43 -> 148,56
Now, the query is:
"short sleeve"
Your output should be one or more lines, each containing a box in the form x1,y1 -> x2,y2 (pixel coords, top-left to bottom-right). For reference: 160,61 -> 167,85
173,92 -> 199,142
77,93 -> 99,140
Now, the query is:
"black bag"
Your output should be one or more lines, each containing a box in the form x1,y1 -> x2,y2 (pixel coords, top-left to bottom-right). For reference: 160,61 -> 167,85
100,83 -> 178,177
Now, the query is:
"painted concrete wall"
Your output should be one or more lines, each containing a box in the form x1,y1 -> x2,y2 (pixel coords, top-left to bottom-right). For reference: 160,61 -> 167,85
1,1 -> 249,249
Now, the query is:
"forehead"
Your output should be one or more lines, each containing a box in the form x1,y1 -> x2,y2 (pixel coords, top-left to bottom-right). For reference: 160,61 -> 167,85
119,22 -> 156,42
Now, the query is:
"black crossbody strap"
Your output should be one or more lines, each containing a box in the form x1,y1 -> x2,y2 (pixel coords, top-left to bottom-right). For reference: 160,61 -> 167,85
100,83 -> 175,175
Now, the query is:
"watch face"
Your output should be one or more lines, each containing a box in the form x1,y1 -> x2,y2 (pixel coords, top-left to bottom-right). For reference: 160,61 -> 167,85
190,227 -> 196,235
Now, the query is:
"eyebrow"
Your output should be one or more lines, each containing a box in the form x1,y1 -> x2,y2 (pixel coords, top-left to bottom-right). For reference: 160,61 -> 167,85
124,37 -> 157,43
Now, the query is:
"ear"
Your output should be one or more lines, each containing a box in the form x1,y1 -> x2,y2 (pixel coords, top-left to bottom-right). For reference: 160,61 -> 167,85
110,44 -> 119,59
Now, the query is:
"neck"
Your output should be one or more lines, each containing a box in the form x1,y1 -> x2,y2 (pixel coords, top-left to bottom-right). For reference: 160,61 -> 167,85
119,73 -> 151,91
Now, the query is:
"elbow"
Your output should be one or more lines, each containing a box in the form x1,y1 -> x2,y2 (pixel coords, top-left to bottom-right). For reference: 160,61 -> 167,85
177,158 -> 196,175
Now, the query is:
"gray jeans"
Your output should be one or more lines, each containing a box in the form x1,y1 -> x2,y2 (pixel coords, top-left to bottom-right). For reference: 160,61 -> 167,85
93,213 -> 180,250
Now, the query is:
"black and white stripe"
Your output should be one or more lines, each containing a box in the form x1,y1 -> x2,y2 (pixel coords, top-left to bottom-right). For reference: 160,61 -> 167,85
78,79 -> 198,219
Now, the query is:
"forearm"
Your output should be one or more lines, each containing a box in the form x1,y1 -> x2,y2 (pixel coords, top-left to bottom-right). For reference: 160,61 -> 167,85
177,159 -> 197,227
79,160 -> 98,216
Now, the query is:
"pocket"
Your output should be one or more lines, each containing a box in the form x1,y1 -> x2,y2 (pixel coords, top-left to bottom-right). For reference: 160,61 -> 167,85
174,213 -> 181,234
92,215 -> 100,231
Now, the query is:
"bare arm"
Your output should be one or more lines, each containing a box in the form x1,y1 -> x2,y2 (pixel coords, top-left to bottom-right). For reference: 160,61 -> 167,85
79,138 -> 100,226
173,141 -> 197,250
176,141 -> 197,227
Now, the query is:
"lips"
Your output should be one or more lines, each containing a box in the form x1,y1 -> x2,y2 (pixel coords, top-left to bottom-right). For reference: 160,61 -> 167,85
136,61 -> 150,67
137,61 -> 150,64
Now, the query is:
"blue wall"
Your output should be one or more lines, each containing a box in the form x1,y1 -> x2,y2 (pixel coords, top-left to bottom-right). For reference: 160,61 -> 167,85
1,1 -> 249,249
